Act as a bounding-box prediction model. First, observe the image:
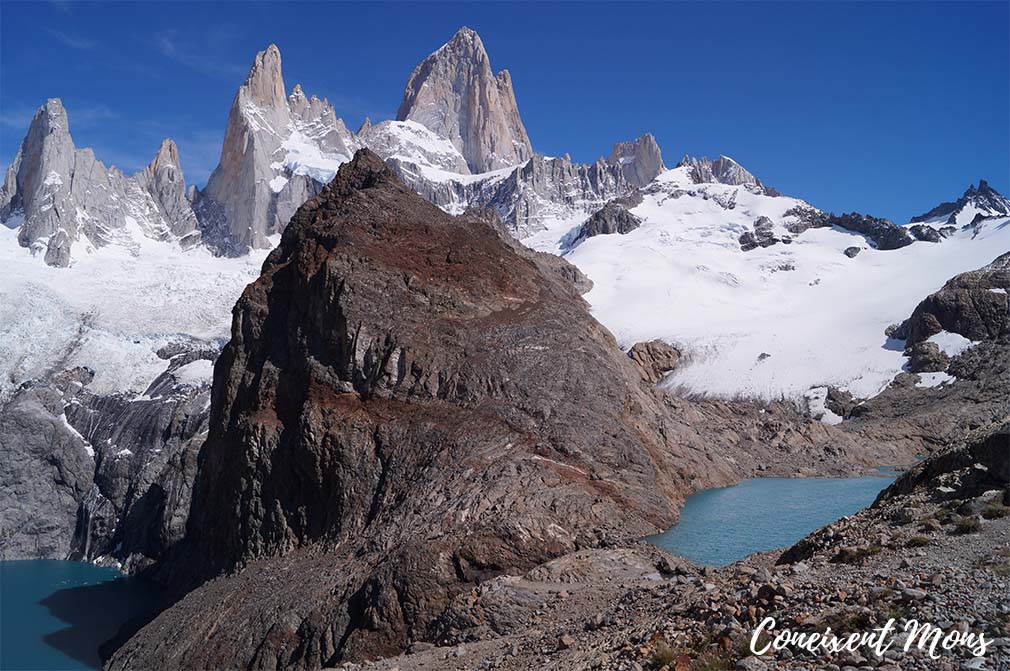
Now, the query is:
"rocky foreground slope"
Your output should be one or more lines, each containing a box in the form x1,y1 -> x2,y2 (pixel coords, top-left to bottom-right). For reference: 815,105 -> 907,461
105,151 -> 904,669
332,420 -> 1010,671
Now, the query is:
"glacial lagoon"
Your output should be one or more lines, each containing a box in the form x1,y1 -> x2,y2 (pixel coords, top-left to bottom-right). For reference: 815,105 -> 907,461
0,560 -> 162,670
648,476 -> 896,566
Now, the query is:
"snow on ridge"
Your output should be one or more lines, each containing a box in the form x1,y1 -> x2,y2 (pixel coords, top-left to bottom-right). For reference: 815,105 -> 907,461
559,176 -> 1009,401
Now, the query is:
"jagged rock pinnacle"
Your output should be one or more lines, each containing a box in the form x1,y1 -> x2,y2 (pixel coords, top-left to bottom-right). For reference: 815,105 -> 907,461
395,27 -> 532,173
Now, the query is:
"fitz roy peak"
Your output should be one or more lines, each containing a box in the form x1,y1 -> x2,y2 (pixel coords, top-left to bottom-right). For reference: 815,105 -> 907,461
0,99 -> 199,267
395,26 -> 533,173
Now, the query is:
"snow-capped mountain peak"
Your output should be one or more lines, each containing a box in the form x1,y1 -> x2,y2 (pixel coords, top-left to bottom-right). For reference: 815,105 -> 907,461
911,179 -> 1010,229
395,26 -> 533,173
195,44 -> 360,255
0,99 -> 200,266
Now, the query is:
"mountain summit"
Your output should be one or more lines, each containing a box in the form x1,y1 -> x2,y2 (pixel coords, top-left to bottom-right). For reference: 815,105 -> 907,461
395,26 -> 533,173
196,44 -> 360,255
911,179 -> 1010,228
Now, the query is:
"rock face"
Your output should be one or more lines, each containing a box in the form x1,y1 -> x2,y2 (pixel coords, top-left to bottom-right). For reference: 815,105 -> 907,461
570,201 -> 641,245
606,134 -> 665,188
196,45 -> 360,254
911,179 -> 1010,228
0,100 -> 199,266
395,27 -> 532,173
108,151 -> 874,669
0,343 -> 214,568
909,223 -> 942,243
677,154 -> 760,188
627,340 -> 681,383
825,212 -> 913,250
900,251 -> 1010,346
843,245 -> 861,258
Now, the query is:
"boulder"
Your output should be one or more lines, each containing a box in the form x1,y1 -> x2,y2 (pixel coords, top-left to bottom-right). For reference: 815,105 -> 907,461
628,340 -> 682,383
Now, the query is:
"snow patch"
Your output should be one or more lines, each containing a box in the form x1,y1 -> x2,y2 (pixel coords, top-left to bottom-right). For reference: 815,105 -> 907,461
916,372 -> 954,388
269,175 -> 289,193
59,412 -> 94,457
555,167 -> 1009,400
927,331 -> 976,357
173,358 -> 214,387
804,386 -> 843,425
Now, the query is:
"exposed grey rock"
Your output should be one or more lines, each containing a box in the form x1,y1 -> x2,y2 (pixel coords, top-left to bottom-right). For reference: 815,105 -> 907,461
0,339 -> 215,568
133,139 -> 200,240
570,201 -> 641,246
196,44 -> 360,255
0,99 -> 200,266
677,154 -> 758,186
605,133 -> 665,188
395,27 -> 532,173
909,223 -> 942,243
844,246 -> 861,258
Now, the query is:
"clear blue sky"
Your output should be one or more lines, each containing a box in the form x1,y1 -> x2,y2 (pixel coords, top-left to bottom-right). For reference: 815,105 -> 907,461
2,1 -> 1007,222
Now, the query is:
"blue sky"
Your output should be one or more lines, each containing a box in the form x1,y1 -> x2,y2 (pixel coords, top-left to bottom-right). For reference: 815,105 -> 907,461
2,1 -> 1007,222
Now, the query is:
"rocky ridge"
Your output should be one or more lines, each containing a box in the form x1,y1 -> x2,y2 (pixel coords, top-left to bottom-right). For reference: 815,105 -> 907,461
0,100 -> 200,266
911,180 -> 1010,228
106,151 -> 903,669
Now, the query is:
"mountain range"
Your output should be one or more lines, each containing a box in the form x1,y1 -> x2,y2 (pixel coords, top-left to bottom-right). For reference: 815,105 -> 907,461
1,25 -> 1009,671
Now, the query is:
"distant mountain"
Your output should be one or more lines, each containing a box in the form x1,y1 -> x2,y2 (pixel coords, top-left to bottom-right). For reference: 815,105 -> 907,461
395,26 -> 532,173
194,44 -> 360,255
911,179 -> 1010,229
0,100 -> 199,266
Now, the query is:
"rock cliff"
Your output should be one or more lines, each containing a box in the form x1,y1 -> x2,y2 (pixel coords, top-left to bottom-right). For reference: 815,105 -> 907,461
108,150 -> 876,669
0,100 -> 199,266
196,45 -> 360,254
395,27 -> 532,173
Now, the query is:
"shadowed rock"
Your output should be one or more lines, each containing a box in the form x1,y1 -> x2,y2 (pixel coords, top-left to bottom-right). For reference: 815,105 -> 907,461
108,149 -> 872,669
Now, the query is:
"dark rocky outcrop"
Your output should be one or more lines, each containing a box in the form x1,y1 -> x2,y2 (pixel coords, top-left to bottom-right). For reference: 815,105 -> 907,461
109,150 -> 879,670
843,245 -> 861,258
841,256 -> 1010,455
911,179 -> 1010,226
825,212 -> 913,250
570,201 -> 641,246
782,205 -> 829,235
627,340 -> 681,383
738,215 -> 783,251
900,251 -> 1010,346
906,341 -> 949,373
909,223 -> 942,243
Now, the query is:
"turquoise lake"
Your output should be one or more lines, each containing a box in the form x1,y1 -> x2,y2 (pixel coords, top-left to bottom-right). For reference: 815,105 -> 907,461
648,476 -> 895,566
0,560 -> 162,670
